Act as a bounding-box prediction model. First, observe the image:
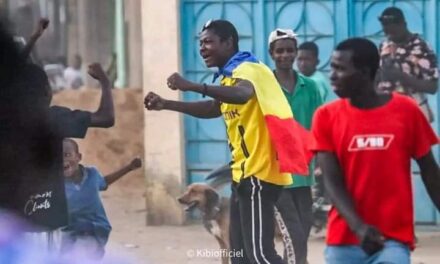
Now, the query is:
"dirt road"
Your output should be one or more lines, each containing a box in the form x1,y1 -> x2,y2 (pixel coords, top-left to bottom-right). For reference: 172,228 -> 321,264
103,188 -> 440,264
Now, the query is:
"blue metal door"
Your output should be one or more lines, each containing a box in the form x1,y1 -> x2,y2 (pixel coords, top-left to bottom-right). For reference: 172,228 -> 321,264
180,0 -> 440,224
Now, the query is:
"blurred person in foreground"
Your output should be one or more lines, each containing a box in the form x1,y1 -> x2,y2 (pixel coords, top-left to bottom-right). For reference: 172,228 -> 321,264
0,211 -> 135,263
0,18 -> 115,251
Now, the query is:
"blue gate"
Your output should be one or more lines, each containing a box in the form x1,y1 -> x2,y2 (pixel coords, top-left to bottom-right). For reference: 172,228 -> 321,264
180,0 -> 440,224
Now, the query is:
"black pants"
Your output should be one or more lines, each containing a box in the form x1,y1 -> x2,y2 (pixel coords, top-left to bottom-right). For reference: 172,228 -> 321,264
275,187 -> 313,264
230,176 -> 284,264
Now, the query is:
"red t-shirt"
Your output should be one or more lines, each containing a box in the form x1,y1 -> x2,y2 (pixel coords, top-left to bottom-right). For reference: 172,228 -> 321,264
311,93 -> 438,249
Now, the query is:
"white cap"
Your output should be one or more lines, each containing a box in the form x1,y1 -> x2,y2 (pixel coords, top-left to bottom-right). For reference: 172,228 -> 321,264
268,28 -> 298,46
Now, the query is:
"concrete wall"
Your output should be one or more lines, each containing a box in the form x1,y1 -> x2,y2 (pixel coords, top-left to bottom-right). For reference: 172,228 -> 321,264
142,0 -> 186,225
65,0 -> 80,61
67,0 -> 114,86
67,0 -> 142,88
8,0 -> 63,62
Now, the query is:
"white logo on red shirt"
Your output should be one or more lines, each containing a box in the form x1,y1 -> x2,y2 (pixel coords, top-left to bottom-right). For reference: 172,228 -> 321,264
348,134 -> 394,151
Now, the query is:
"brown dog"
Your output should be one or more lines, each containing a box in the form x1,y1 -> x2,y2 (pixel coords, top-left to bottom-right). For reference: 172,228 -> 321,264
178,183 -> 287,264
177,183 -> 230,264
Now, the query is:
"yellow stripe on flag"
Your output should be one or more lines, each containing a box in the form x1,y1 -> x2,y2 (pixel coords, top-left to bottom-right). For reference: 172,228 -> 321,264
233,62 -> 293,119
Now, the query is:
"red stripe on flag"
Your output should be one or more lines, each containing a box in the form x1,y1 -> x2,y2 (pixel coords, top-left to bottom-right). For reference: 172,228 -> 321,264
264,115 -> 313,175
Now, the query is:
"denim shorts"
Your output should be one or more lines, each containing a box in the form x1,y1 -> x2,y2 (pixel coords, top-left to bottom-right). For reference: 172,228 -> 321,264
325,240 -> 410,264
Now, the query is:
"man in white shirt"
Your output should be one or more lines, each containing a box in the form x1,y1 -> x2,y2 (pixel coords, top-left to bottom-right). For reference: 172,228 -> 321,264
64,54 -> 84,89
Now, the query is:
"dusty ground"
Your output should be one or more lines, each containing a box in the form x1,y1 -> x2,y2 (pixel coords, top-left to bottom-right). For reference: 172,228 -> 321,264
105,203 -> 440,264
102,174 -> 440,264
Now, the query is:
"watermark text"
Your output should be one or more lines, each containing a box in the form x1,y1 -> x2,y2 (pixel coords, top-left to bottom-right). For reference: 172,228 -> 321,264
186,248 -> 244,259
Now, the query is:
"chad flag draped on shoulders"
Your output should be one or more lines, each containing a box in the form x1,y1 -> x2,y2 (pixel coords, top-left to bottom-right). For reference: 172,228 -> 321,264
215,51 -> 313,175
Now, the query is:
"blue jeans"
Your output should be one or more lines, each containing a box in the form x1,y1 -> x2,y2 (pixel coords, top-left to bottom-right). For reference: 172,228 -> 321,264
325,240 -> 410,264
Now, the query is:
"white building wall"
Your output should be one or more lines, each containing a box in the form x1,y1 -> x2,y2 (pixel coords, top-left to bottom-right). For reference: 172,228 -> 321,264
141,0 -> 186,225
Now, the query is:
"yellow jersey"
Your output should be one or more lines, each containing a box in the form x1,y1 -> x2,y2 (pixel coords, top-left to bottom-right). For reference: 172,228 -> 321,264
220,63 -> 292,186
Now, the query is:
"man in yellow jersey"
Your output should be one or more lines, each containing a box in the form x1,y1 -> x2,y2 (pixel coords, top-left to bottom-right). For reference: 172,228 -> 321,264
145,20 -> 309,264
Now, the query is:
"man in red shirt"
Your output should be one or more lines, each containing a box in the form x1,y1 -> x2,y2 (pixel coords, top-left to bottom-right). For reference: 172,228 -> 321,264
311,38 -> 440,264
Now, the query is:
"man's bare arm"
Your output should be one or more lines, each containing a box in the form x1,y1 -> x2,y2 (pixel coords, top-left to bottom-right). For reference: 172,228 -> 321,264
104,158 -> 142,186
144,92 -> 222,119
317,152 -> 384,255
167,73 -> 255,104
401,74 -> 438,94
189,80 -> 254,104
381,64 -> 438,94
22,18 -> 49,59
416,151 -> 440,211
318,152 -> 364,231
88,64 -> 115,128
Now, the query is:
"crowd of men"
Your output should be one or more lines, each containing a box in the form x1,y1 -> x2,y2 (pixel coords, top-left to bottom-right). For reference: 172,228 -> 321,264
145,6 -> 440,264
0,5 -> 439,264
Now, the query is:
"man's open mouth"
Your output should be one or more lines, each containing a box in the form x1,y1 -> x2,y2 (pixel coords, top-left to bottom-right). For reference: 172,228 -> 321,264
202,54 -> 211,62
63,164 -> 71,171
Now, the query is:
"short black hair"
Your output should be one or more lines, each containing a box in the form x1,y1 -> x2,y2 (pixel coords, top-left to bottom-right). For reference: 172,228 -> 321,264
20,63 -> 50,96
379,7 -> 405,24
201,19 -> 239,52
5,63 -> 51,108
298,41 -> 319,57
63,138 -> 80,154
335,38 -> 379,79
0,18 -> 50,109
